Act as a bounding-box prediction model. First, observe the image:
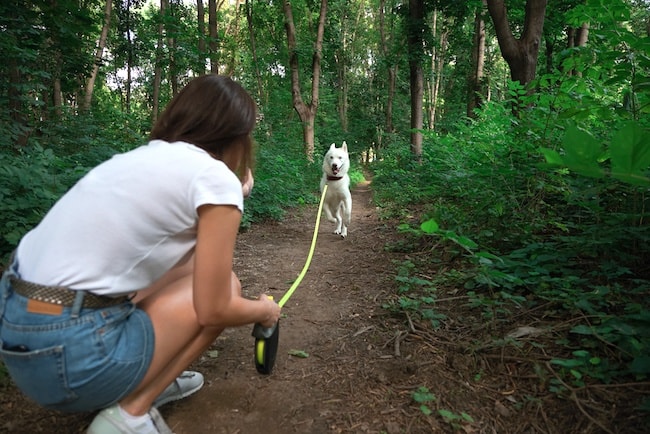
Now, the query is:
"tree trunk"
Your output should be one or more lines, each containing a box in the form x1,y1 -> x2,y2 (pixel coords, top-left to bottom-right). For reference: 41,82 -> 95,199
83,0 -> 112,112
152,0 -> 165,125
379,0 -> 397,135
431,24 -> 448,129
336,13 -> 348,134
162,0 -> 178,96
467,0 -> 487,118
427,9 -> 447,129
283,0 -> 327,162
8,58 -> 29,147
246,0 -> 264,103
568,22 -> 589,48
197,0 -> 206,75
486,0 -> 547,87
337,53 -> 348,132
223,1 -> 242,75
124,0 -> 134,112
53,75 -> 62,117
407,0 -> 424,157
208,0 -> 225,74
335,2 -> 362,133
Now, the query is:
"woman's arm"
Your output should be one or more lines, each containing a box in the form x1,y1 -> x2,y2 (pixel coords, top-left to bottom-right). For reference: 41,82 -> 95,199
193,203 -> 279,328
242,167 -> 254,198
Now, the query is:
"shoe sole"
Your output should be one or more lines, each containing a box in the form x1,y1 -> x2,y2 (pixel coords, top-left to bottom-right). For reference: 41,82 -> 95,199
154,378 -> 205,408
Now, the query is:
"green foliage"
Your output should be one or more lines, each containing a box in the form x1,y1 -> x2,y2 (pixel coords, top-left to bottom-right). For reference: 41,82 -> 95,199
412,386 -> 474,430
437,408 -> 474,430
411,386 -> 436,416
541,122 -> 650,185
243,142 -> 322,228
374,0 -> 650,401
0,146 -> 90,261
382,259 -> 447,329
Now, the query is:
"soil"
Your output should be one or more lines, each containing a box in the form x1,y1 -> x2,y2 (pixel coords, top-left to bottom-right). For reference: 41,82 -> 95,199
1,180 -> 648,434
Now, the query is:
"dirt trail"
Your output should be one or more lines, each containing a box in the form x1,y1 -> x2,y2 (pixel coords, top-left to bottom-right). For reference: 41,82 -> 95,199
167,179 -> 407,433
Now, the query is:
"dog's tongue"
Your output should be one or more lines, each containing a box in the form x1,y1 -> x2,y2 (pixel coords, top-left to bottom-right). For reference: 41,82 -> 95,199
332,167 -> 339,175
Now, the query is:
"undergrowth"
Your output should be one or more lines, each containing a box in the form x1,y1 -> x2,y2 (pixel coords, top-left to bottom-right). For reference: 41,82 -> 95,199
373,94 -> 650,413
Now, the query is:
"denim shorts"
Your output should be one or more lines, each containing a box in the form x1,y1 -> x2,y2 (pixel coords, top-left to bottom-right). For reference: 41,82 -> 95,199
0,258 -> 155,413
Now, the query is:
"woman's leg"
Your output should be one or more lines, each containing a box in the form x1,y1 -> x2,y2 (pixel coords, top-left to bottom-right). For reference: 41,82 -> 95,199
117,257 -> 240,416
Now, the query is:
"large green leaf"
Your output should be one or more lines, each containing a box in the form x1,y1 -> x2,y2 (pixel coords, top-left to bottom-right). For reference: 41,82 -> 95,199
610,122 -> 650,186
561,126 -> 605,178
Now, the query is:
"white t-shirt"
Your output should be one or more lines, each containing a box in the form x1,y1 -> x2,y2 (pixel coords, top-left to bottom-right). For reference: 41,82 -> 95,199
16,140 -> 243,296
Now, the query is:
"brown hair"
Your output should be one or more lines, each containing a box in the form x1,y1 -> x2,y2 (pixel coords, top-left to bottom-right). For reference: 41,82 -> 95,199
150,74 -> 257,176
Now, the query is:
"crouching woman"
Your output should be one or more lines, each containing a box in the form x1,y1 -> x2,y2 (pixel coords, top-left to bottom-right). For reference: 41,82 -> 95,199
0,74 -> 280,434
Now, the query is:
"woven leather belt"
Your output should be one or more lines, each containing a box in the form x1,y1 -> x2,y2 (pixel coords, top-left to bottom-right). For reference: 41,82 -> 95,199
9,276 -> 130,309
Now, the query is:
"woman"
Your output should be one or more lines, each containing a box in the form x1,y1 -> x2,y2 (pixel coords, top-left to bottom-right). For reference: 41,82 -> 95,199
0,74 -> 281,434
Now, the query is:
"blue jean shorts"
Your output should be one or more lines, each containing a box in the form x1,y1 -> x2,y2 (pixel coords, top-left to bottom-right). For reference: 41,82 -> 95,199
0,259 -> 155,413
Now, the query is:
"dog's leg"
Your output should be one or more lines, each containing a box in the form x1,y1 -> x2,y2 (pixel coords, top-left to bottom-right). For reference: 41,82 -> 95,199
334,211 -> 343,236
334,204 -> 345,237
323,204 -> 337,224
340,195 -> 352,238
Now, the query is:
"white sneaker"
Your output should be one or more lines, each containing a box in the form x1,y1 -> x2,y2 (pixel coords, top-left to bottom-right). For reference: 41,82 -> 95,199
153,371 -> 204,408
87,404 -> 173,434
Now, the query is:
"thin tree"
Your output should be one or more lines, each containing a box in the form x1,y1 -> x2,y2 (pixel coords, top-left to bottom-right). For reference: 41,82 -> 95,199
245,0 -> 264,103
407,0 -> 425,157
197,0 -> 206,75
162,0 -> 179,96
152,0 -> 165,125
223,0 -> 243,75
283,0 -> 328,162
467,0 -> 487,117
427,9 -> 448,129
83,0 -> 113,112
208,0 -> 226,73
378,0 -> 397,136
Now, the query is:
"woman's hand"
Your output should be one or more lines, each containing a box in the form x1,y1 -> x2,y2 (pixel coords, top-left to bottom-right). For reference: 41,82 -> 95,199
242,168 -> 254,198
258,294 -> 281,328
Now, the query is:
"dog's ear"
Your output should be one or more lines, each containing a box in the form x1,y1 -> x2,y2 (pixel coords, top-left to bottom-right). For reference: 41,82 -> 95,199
329,143 -> 336,151
342,141 -> 348,152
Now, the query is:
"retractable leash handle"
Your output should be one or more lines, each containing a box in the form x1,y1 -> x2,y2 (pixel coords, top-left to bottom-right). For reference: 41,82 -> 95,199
252,185 -> 328,375
252,296 -> 280,375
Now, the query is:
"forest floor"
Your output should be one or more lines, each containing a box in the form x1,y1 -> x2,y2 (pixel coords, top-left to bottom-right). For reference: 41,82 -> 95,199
1,179 -> 649,433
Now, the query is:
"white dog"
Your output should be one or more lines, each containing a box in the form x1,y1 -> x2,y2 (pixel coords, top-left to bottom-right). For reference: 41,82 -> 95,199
320,142 -> 352,238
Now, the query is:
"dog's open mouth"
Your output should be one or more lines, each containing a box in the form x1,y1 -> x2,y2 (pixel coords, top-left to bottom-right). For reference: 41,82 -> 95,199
331,166 -> 340,175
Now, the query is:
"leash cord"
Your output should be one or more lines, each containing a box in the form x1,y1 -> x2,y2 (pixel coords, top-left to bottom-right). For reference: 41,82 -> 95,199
278,184 -> 328,308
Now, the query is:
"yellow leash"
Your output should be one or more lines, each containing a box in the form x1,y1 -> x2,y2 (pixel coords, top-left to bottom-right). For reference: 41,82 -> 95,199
252,184 -> 328,374
278,183 -> 327,308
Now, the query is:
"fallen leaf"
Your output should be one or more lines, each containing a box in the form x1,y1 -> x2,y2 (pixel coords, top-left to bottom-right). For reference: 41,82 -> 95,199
288,349 -> 309,358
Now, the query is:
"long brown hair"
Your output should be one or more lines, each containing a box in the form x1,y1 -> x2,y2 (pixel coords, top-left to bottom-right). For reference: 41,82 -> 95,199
150,74 -> 257,175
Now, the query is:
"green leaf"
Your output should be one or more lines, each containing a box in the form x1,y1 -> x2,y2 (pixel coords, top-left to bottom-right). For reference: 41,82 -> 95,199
610,122 -> 650,186
420,218 -> 439,234
551,358 -> 583,368
561,126 -> 605,178
461,412 -> 474,422
539,147 -> 564,166
438,409 -> 457,421
412,386 -> 436,403
629,356 -> 650,374
570,324 -> 595,335
288,349 -> 309,358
